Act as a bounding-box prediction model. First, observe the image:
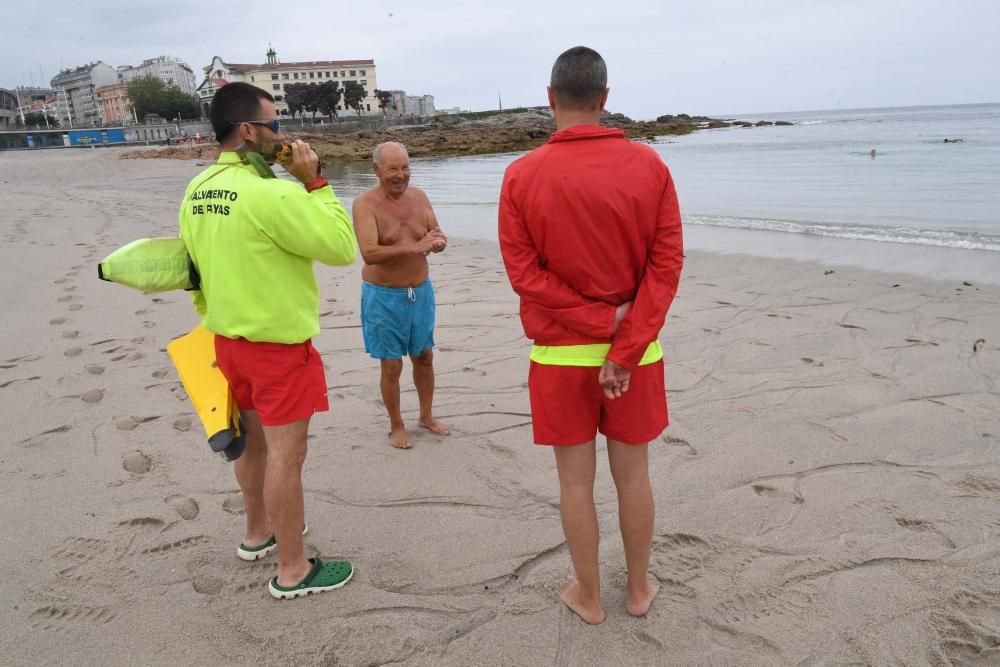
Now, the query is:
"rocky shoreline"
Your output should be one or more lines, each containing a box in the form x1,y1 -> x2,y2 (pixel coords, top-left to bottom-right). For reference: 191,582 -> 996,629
120,107 -> 792,163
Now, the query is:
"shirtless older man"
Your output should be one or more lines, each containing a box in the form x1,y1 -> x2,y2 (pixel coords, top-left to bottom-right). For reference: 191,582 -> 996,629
352,142 -> 450,449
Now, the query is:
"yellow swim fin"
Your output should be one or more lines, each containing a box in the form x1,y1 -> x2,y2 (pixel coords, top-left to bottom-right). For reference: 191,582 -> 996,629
166,325 -> 245,460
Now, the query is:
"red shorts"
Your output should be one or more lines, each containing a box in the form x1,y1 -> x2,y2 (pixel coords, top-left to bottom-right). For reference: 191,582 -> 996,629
528,360 -> 667,445
214,336 -> 329,427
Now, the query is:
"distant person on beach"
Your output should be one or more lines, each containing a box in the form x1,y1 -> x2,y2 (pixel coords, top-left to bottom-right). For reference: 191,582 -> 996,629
178,82 -> 357,599
499,46 -> 683,624
352,141 -> 450,449
869,148 -> 877,159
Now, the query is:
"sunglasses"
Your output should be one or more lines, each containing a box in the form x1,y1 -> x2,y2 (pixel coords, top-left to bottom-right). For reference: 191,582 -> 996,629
233,119 -> 281,133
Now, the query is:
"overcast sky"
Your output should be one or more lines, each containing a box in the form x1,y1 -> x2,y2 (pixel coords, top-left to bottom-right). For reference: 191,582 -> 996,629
6,0 -> 999,119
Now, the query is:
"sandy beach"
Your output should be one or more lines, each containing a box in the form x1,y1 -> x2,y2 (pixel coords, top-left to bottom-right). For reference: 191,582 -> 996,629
1,148 -> 999,666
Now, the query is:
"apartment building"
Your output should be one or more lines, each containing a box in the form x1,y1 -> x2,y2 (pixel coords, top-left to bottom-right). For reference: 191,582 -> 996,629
118,56 -> 198,95
95,83 -> 132,125
15,87 -> 54,110
389,91 -> 437,117
0,88 -> 17,130
198,48 -> 380,117
50,62 -> 120,127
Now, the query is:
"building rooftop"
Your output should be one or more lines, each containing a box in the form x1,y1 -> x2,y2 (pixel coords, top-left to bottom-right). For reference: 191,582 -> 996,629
208,58 -> 375,74
52,62 -> 108,81
251,59 -> 375,70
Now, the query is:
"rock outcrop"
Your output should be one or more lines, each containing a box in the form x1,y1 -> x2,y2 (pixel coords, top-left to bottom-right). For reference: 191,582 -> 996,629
121,108 -> 792,162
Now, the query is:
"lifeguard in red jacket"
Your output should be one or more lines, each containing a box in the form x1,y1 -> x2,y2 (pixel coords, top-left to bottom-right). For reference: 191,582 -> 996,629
499,46 -> 684,624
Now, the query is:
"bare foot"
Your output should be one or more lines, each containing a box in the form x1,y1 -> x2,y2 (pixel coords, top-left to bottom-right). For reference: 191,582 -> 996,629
418,417 -> 451,435
388,426 -> 412,449
559,581 -> 606,625
627,581 -> 660,617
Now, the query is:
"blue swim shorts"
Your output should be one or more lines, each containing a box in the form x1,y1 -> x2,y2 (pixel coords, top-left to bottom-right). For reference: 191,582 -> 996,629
360,280 -> 436,359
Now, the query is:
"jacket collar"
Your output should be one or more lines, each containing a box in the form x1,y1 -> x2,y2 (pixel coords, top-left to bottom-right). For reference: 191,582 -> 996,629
548,125 -> 625,143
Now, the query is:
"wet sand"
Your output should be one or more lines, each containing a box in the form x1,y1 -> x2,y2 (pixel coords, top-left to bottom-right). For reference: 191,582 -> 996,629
1,148 -> 999,665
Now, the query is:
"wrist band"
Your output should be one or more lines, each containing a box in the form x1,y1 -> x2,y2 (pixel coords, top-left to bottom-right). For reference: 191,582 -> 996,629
305,177 -> 329,193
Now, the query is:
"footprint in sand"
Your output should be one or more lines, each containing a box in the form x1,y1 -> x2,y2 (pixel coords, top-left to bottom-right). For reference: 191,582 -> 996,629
122,451 -> 151,474
29,605 -> 117,632
115,416 -> 160,431
166,495 -> 200,520
57,295 -> 75,303
222,493 -> 245,515
152,368 -> 170,379
192,576 -> 225,596
20,425 -> 72,447
185,558 -> 227,596
0,376 -> 41,389
68,304 -> 83,311
6,354 -> 41,363
50,317 -> 66,325
80,389 -> 104,404
172,417 -> 192,432
64,347 -> 83,357
62,330 -> 80,339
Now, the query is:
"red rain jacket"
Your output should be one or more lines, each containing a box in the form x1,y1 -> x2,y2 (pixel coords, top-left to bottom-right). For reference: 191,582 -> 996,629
498,125 -> 684,370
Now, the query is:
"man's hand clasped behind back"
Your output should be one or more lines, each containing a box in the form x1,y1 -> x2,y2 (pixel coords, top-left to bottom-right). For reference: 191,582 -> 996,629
600,301 -> 633,400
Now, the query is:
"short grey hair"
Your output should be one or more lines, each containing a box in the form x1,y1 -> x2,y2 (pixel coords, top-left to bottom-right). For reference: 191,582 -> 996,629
550,46 -> 607,108
373,141 -> 409,167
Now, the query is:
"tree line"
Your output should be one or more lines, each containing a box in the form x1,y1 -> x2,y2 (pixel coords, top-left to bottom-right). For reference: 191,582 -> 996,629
17,112 -> 60,129
127,76 -> 201,121
282,82 -> 396,121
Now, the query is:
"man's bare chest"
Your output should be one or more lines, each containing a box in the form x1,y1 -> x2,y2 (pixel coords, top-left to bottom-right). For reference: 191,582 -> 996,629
374,204 -> 427,245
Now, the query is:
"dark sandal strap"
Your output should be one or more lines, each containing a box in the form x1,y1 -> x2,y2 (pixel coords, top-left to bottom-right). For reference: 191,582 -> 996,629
271,557 -> 324,592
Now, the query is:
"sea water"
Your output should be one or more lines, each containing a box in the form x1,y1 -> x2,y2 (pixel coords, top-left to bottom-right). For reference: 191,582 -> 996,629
327,103 -> 1000,284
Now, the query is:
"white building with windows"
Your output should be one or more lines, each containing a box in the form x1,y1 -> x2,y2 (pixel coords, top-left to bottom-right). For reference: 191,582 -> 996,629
389,91 -> 436,117
50,62 -> 120,127
197,48 -> 380,117
118,56 -> 198,95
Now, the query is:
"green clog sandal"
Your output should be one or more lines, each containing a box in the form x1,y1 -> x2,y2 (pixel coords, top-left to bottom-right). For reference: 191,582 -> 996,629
237,524 -> 309,561
268,557 -> 353,600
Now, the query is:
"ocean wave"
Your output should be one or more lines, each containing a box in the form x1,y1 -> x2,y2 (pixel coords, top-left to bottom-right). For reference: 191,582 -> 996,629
687,215 -> 1000,252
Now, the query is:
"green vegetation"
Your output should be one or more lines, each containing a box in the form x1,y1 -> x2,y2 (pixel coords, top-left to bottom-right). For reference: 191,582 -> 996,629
17,112 -> 60,129
342,81 -> 367,117
375,89 -> 395,116
127,76 -> 200,120
284,82 -> 343,121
